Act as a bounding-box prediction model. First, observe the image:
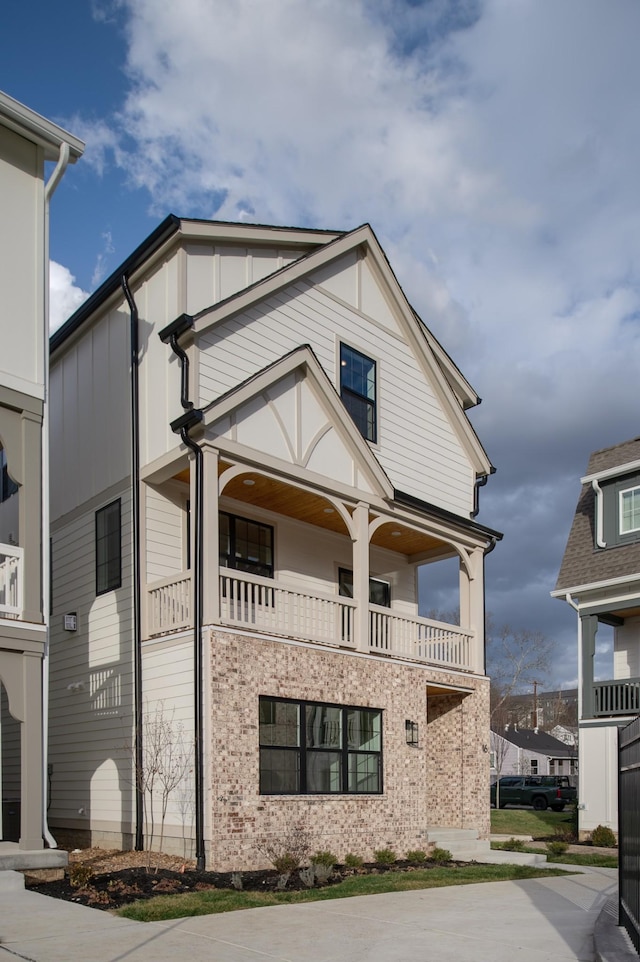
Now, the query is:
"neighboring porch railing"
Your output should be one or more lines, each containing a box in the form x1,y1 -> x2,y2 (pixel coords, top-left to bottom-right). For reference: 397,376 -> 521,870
145,569 -> 474,670
0,542 -> 22,618
594,678 -> 640,717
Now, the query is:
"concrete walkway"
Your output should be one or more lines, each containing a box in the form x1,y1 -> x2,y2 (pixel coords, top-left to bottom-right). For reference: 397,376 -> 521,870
0,866 -> 629,962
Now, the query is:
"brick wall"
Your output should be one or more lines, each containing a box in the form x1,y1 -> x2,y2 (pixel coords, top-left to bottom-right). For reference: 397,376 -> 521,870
207,630 -> 490,871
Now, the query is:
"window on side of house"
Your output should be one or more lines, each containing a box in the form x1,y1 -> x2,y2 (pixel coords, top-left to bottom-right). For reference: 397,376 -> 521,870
620,485 -> 640,535
530,759 -> 538,775
339,343 -> 377,443
259,696 -> 382,795
0,447 -> 18,503
219,512 -> 274,578
95,499 -> 121,595
338,567 -> 390,607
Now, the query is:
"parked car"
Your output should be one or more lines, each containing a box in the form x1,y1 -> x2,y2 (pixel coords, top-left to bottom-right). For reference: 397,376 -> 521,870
490,775 -> 577,812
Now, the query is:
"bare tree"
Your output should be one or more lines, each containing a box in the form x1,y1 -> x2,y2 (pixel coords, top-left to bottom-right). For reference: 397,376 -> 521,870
487,618 -> 553,728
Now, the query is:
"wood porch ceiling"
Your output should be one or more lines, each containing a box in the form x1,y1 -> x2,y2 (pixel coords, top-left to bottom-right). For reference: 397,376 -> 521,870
172,462 -> 447,553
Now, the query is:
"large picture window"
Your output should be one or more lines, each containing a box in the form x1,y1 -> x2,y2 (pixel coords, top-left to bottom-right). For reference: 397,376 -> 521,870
340,343 -> 377,443
219,512 -> 274,578
95,500 -> 121,595
259,696 -> 382,795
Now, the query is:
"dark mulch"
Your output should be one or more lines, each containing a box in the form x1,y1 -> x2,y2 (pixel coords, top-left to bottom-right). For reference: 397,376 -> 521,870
28,858 -> 451,911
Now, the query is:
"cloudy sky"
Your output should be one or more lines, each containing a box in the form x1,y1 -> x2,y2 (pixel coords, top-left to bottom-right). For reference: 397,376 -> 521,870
5,0 -> 640,688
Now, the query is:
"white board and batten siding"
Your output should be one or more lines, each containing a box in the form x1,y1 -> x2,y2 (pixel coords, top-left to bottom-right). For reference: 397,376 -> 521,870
50,304 -> 131,523
145,485 -> 186,582
48,486 -> 135,831
198,256 -> 474,516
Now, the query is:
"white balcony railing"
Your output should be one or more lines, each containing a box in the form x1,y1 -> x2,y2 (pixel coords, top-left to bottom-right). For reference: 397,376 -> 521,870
594,679 -> 640,717
0,542 -> 22,618
145,569 -> 473,670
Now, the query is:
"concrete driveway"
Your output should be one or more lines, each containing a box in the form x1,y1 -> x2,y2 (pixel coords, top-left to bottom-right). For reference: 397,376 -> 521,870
0,867 -> 619,962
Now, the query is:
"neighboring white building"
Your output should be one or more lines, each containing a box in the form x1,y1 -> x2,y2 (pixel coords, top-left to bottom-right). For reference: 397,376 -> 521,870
553,437 -> 640,838
47,216 -> 501,869
490,727 -> 578,782
0,90 -> 83,857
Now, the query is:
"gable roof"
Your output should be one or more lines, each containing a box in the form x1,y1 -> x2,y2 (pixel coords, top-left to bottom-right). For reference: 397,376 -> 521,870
192,222 -> 493,476
202,344 -> 394,502
494,727 -> 577,758
554,437 -> 640,592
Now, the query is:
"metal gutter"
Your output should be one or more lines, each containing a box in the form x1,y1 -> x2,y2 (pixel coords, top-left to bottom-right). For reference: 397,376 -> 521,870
393,488 -> 503,542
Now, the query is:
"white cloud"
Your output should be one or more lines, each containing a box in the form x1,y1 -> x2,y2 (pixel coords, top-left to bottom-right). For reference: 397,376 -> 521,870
69,0 -> 640,684
49,261 -> 88,332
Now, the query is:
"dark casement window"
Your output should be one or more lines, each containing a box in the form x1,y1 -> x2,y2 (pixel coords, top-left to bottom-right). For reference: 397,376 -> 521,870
219,511 -> 274,578
95,500 -> 121,595
0,448 -> 18,503
259,696 -> 382,795
340,343 -> 377,442
338,568 -> 390,607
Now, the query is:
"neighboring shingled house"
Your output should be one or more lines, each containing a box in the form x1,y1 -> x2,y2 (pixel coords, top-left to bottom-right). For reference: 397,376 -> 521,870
490,727 -> 577,782
553,436 -> 640,837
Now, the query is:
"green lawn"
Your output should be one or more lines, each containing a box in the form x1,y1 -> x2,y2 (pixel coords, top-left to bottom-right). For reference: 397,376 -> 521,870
117,863 -> 570,922
491,808 -> 575,837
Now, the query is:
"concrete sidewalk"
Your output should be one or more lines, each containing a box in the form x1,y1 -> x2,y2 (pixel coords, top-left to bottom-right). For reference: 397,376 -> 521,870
0,867 -> 626,962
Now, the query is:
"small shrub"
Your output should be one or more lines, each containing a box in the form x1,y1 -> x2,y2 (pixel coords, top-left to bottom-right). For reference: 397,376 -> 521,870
344,852 -> 363,869
311,850 -> 337,868
429,847 -> 452,864
502,837 -> 526,852
591,825 -> 617,848
272,853 -> 302,875
405,849 -> 428,863
258,821 -> 312,874
230,872 -> 243,891
373,848 -> 397,866
299,866 -> 316,889
547,840 -> 569,856
69,863 -> 93,889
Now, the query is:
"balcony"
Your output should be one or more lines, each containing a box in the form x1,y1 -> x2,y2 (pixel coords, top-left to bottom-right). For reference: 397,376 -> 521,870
593,679 -> 640,718
0,542 -> 22,619
145,569 -> 474,671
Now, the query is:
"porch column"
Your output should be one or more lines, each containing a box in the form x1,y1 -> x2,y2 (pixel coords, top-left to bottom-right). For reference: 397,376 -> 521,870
580,613 -> 598,719
21,650 -> 44,850
353,502 -> 370,653
20,410 -> 43,623
202,445 -> 219,625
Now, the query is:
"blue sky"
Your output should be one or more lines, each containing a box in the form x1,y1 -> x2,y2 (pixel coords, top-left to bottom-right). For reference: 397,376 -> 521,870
4,0 -> 640,689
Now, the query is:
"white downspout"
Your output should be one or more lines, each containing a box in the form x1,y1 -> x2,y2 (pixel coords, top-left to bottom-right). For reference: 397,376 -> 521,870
41,142 -> 70,848
592,479 -> 606,548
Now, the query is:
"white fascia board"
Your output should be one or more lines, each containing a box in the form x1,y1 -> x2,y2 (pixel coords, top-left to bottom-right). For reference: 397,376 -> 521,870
178,219 -> 342,248
581,459 -> 640,485
0,90 -> 84,160
551,572 -> 640,599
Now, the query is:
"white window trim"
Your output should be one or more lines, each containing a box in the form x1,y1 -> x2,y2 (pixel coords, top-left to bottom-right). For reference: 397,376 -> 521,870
619,485 -> 640,534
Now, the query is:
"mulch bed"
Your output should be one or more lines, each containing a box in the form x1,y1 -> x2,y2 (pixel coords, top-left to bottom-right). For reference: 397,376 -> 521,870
26,849 -> 454,911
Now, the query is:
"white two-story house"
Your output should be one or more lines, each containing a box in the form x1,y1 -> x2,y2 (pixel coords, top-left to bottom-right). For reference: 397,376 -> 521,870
553,436 -> 640,838
47,216 -> 500,870
0,90 -> 83,857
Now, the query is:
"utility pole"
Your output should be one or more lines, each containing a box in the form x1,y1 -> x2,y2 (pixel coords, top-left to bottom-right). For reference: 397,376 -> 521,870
533,680 -> 538,730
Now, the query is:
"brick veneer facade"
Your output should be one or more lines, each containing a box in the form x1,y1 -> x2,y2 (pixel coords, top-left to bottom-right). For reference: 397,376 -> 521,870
207,629 -> 490,871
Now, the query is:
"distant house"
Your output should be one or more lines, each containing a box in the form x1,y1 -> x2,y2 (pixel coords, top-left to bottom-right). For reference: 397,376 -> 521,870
497,688 -> 577,732
491,727 -> 577,782
553,436 -> 640,838
0,90 -> 83,857
45,216 -> 501,869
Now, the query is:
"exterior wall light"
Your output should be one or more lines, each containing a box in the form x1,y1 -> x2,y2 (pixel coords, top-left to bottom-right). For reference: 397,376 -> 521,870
405,719 -> 419,746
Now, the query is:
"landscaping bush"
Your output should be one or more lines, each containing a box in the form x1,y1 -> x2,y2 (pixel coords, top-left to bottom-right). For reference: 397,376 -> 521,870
405,849 -> 428,863
311,850 -> 337,868
502,837 -> 526,852
547,840 -> 569,856
343,853 -> 363,869
590,825 -> 617,848
373,848 -> 397,866
68,863 -> 93,889
429,847 -> 452,864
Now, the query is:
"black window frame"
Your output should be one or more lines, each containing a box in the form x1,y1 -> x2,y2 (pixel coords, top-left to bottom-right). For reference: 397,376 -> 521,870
0,447 -> 18,503
95,499 -> 121,595
219,511 -> 274,579
339,343 -> 377,443
259,696 -> 383,796
338,567 -> 391,607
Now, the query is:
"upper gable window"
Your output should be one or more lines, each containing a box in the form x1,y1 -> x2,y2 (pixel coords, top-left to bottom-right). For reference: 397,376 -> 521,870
620,486 -> 640,534
340,344 -> 377,443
